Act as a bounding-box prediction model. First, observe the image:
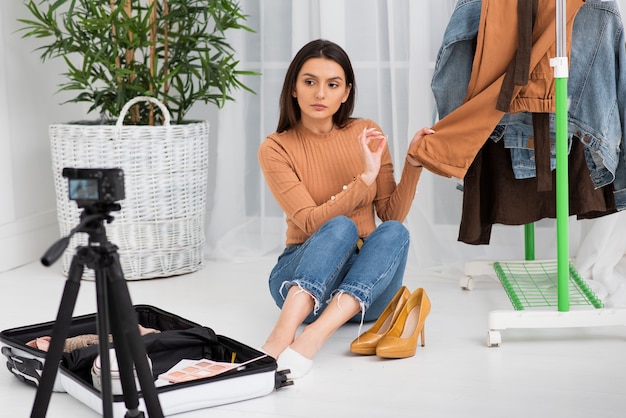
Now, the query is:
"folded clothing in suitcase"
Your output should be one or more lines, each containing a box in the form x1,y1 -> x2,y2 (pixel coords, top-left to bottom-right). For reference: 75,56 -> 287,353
1,305 -> 288,417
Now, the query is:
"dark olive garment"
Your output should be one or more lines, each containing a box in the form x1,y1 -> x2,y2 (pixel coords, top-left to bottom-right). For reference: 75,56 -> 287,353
458,137 -> 616,245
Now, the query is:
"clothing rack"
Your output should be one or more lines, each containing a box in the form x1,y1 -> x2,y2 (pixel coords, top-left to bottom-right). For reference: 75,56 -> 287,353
460,0 -> 626,347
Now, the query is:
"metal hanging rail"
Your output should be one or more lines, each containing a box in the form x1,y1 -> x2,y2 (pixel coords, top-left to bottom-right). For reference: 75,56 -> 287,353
459,0 -> 626,347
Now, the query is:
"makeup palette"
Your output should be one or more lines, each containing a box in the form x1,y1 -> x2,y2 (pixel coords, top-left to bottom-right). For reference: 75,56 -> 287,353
158,359 -> 238,384
158,354 -> 269,385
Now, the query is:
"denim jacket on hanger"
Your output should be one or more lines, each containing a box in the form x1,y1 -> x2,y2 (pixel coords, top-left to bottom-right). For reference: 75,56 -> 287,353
431,0 -> 626,210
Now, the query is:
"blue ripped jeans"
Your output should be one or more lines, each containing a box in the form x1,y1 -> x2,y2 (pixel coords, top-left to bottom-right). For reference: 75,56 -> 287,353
268,216 -> 409,324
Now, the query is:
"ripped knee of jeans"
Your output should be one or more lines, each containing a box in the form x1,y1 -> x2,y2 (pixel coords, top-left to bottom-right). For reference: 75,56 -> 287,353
279,280 -> 321,315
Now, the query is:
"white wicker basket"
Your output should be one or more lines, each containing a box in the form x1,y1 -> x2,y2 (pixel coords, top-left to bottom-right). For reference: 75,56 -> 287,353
50,96 -> 209,279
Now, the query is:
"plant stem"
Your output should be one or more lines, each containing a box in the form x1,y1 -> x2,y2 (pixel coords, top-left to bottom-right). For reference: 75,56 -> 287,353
149,0 -> 157,125
163,0 -> 170,103
110,0 -> 121,85
124,1 -> 139,124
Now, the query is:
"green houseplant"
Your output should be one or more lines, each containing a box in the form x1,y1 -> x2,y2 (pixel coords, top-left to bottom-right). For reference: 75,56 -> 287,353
18,0 -> 257,279
20,0 -> 256,125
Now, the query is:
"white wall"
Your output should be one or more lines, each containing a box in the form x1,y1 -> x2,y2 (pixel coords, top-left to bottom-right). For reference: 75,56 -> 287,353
0,5 -> 14,225
0,3 -> 87,272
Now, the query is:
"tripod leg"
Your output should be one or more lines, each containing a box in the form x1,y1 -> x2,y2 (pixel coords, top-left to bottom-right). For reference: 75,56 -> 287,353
30,255 -> 85,418
107,299 -> 145,418
104,251 -> 164,418
105,275 -> 143,418
94,264 -> 114,418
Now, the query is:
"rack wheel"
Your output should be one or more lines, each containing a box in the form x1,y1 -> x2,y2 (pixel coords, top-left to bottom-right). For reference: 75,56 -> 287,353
459,276 -> 475,291
486,330 -> 501,347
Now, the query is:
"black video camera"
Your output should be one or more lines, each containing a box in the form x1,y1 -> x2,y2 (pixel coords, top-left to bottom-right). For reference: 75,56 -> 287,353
63,168 -> 125,208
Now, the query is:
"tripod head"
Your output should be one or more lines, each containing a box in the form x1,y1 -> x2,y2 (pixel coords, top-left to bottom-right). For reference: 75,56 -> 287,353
41,201 -> 122,267
41,167 -> 125,267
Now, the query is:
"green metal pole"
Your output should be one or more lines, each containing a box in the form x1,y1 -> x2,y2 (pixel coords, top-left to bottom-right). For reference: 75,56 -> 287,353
554,0 -> 569,312
524,223 -> 535,261
555,76 -> 569,312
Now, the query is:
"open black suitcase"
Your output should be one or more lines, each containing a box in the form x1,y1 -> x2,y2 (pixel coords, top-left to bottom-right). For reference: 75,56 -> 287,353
1,304 -> 289,417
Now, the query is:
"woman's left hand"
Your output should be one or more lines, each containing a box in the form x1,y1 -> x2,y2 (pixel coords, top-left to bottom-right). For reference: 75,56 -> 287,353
406,127 -> 435,167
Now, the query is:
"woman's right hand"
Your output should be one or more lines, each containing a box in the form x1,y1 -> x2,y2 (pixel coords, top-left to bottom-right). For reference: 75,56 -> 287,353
359,127 -> 387,186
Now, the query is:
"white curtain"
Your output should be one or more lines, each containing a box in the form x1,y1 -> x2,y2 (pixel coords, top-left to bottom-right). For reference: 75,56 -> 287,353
203,0 -> 455,264
202,0 -> 626,304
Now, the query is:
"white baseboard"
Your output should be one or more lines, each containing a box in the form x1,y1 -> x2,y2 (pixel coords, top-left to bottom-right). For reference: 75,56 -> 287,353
0,210 -> 59,273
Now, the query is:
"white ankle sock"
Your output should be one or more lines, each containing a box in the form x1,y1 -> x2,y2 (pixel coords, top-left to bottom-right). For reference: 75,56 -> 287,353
277,347 -> 313,379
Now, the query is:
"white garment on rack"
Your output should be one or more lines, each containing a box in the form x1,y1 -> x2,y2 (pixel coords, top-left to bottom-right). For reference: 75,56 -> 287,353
575,212 -> 626,307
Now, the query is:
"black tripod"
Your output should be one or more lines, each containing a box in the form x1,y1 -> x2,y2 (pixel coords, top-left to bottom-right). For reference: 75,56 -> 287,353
31,202 -> 164,418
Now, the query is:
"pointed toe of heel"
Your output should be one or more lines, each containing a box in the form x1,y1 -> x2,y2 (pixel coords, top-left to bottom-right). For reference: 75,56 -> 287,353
349,333 -> 380,355
375,328 -> 424,359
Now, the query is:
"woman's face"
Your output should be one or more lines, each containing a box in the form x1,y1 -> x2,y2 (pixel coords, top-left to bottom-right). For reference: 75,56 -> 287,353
293,57 -> 351,127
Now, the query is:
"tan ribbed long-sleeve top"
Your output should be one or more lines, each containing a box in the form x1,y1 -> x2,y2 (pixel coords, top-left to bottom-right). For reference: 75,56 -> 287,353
258,118 -> 422,246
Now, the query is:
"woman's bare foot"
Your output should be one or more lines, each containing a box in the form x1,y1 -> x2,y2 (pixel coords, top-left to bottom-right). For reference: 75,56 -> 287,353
261,333 -> 294,359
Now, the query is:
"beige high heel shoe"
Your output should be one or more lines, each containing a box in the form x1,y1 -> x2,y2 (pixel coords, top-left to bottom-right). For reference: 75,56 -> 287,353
349,286 -> 410,355
375,288 -> 431,359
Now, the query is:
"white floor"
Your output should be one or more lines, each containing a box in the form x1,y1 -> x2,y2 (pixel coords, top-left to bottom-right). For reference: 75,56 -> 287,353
1,255 -> 625,418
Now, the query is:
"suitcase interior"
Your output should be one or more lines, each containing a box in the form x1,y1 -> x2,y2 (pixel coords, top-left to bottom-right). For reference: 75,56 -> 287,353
1,304 -> 278,397
1,304 -> 201,348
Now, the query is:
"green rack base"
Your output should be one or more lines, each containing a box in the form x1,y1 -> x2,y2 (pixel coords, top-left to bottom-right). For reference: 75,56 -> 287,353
493,260 -> 603,311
